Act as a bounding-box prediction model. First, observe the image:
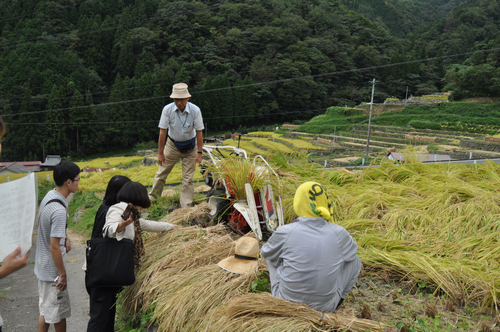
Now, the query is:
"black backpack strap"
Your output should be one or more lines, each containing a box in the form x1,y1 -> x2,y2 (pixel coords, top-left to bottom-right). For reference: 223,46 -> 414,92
44,199 -> 67,228
46,199 -> 66,208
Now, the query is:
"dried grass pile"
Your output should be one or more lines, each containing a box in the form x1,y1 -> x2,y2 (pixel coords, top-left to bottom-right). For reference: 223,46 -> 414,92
159,201 -> 211,225
121,223 -> 380,331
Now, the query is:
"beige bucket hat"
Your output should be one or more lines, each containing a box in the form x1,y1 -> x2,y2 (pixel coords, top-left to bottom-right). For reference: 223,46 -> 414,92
218,237 -> 260,274
170,83 -> 191,99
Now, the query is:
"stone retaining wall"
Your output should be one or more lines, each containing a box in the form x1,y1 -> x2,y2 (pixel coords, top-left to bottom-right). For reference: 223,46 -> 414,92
460,140 -> 500,152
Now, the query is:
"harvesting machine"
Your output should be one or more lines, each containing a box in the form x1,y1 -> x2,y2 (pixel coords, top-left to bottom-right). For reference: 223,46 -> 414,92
200,144 -> 284,239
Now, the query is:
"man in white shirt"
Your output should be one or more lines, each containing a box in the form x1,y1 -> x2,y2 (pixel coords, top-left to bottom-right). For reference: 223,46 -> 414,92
149,83 -> 204,208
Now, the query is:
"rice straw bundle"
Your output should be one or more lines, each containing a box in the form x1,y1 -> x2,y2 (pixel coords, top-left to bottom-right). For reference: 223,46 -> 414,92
121,224 -> 234,314
148,265 -> 260,331
223,293 -> 385,331
206,315 -> 327,332
159,201 -> 212,224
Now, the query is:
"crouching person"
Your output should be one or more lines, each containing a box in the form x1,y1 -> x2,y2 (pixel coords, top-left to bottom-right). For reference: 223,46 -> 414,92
261,182 -> 362,312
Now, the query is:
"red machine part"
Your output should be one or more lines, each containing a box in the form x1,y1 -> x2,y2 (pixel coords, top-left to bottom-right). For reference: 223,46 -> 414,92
227,192 -> 266,236
227,207 -> 250,235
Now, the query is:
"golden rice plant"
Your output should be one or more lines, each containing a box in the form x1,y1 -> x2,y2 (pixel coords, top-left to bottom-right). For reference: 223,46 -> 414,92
76,156 -> 145,169
247,131 -> 274,136
0,171 -> 53,184
207,158 -> 270,200
118,146 -> 500,320
222,139 -> 268,156
77,164 -> 203,192
249,137 -> 297,154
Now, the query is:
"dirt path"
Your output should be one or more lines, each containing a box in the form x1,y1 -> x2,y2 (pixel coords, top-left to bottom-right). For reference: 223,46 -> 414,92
0,228 -> 89,331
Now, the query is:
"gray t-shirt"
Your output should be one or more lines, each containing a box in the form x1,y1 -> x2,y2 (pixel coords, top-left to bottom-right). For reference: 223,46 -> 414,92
261,217 -> 359,311
158,102 -> 204,141
34,189 -> 68,282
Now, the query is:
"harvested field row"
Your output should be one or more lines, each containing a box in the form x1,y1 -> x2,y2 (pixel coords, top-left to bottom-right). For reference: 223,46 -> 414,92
352,125 -> 482,140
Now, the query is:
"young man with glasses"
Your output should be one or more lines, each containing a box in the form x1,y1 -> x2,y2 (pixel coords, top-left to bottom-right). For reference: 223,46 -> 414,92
34,160 -> 80,332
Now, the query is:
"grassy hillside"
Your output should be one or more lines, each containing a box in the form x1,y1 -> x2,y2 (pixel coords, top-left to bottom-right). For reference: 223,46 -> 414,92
298,103 -> 500,135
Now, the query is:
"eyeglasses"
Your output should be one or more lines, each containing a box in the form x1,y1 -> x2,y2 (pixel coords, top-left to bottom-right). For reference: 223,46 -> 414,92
72,177 -> 81,182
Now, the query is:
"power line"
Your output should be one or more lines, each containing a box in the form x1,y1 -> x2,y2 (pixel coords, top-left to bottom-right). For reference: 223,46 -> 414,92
2,46 -> 499,119
3,108 -> 328,126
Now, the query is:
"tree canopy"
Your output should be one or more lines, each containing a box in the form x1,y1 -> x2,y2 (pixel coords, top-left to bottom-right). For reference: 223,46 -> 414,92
0,0 -> 499,161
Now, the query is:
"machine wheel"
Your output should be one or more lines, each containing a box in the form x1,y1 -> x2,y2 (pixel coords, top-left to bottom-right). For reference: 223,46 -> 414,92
206,188 -> 230,221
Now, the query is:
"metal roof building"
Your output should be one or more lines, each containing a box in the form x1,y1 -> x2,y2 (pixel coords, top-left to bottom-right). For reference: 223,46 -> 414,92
388,152 -> 451,163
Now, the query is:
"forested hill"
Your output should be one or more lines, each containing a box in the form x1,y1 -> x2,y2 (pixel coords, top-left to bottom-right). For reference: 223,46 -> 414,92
0,0 -> 498,162
407,0 -> 500,100
0,0 -> 399,161
339,0 -> 468,37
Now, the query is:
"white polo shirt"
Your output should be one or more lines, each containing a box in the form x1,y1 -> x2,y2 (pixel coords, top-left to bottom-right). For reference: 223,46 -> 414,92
158,102 -> 204,142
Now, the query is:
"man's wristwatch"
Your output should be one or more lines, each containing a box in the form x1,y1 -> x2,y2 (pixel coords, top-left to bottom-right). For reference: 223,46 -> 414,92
197,151 -> 202,154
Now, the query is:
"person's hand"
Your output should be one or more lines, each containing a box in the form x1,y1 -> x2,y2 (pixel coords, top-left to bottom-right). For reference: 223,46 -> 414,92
117,215 -> 135,233
194,153 -> 202,167
0,247 -> 30,279
172,224 -> 181,229
158,152 -> 165,166
65,237 -> 71,253
123,215 -> 134,226
56,274 -> 67,291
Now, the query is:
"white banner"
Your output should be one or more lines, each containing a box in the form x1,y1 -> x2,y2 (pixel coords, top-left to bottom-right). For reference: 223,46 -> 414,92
0,173 -> 38,263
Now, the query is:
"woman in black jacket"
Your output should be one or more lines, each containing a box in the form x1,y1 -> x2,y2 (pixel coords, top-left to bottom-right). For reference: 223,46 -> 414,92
86,175 -> 131,332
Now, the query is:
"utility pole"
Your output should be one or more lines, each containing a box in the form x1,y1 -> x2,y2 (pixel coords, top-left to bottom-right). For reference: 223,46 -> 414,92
332,125 -> 336,149
365,79 -> 378,159
404,86 -> 408,106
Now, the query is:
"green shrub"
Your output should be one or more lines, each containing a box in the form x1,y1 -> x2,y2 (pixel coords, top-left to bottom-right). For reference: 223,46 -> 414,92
408,120 -> 442,130
38,179 -> 55,203
134,141 -> 158,151
326,106 -> 364,116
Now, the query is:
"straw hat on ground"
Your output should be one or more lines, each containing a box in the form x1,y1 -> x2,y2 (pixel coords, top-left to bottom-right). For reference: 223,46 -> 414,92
170,83 -> 191,99
218,237 -> 260,274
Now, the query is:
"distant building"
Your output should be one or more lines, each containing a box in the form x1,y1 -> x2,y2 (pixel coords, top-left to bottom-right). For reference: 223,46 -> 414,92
0,162 -> 40,175
387,152 -> 451,163
40,155 -> 61,171
0,161 -> 41,169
